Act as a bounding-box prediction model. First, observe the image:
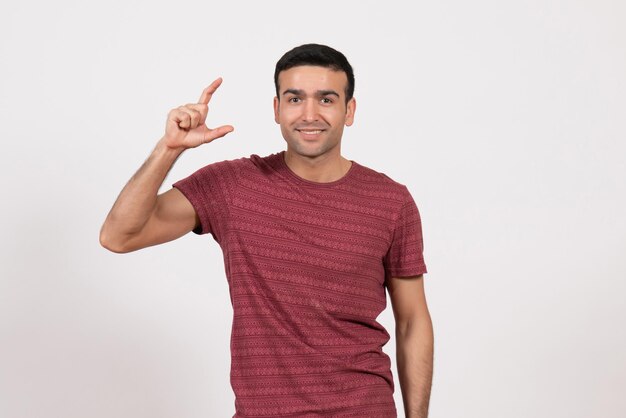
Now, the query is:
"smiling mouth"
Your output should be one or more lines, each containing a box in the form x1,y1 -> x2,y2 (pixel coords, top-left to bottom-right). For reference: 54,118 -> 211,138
297,129 -> 324,135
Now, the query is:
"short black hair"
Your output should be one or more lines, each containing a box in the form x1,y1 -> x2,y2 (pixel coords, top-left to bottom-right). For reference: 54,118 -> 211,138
274,43 -> 355,103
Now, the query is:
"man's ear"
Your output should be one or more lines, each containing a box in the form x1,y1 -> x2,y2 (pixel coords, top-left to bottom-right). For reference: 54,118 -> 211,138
273,96 -> 280,124
345,97 -> 356,127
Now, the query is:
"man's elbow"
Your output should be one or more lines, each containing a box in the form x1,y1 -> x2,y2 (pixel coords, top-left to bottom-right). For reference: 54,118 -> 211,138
99,226 -> 132,254
395,312 -> 433,339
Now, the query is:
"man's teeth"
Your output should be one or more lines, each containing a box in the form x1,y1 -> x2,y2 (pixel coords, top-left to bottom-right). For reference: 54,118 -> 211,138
300,130 -> 322,134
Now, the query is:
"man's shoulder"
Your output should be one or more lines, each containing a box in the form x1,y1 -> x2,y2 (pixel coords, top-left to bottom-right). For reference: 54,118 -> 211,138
354,160 -> 410,192
194,152 -> 272,170
189,152 -> 282,182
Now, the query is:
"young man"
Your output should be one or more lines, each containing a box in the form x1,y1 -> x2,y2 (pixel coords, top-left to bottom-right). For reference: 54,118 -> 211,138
100,44 -> 433,418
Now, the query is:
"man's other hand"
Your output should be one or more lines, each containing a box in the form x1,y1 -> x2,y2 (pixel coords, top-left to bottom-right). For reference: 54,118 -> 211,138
163,77 -> 234,151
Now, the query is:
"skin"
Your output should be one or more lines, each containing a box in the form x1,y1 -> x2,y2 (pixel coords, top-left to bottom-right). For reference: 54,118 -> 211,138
274,65 -> 356,183
99,78 -> 232,253
387,274 -> 434,417
99,70 -> 433,417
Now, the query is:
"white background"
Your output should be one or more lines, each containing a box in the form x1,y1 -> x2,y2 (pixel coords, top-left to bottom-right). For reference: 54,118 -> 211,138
1,1 -> 625,417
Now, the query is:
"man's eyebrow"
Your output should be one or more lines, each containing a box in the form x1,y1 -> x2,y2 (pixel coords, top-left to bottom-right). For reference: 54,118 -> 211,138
282,89 -> 304,96
281,89 -> 340,97
317,90 -> 340,97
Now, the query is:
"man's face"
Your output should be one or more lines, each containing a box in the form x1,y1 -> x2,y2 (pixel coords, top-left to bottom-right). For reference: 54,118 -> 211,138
273,65 -> 356,159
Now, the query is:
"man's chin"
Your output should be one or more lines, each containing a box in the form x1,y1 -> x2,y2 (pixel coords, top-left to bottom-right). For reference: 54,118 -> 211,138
287,143 -> 325,158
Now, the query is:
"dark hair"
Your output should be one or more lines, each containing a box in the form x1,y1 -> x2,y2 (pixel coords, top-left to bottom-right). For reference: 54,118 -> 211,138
274,43 -> 355,103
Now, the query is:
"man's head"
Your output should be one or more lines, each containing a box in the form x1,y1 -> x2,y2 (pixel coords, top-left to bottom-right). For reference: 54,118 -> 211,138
274,43 -> 355,104
273,44 -> 357,160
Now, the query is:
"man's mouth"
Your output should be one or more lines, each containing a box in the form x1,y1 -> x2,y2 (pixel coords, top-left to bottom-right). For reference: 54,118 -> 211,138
297,129 -> 324,135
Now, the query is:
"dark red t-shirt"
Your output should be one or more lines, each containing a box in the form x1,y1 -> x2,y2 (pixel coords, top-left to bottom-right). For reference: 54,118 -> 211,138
173,150 -> 427,417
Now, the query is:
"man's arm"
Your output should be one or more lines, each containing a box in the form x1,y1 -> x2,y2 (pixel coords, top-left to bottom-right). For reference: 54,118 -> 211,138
387,274 -> 434,418
99,78 -> 234,253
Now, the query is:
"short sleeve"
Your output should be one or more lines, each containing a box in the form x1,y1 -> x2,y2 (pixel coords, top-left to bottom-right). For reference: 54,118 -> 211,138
172,159 -> 238,242
383,188 -> 428,279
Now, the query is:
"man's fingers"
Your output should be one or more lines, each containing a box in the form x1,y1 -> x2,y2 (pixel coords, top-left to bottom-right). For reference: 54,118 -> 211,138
204,125 -> 234,142
184,103 -> 208,120
169,108 -> 192,129
170,107 -> 201,129
173,107 -> 202,129
198,77 -> 223,105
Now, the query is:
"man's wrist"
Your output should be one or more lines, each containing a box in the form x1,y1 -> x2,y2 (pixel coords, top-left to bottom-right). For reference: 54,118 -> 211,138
155,137 -> 186,161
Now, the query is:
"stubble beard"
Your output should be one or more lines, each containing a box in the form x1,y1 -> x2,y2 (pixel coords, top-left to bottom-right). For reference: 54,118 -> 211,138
287,136 -> 339,160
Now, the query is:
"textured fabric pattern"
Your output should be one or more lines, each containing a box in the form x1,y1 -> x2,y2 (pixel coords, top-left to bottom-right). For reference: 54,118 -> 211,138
173,151 -> 427,417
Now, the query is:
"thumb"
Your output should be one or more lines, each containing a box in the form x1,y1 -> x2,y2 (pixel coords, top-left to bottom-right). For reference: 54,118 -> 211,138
204,125 -> 235,143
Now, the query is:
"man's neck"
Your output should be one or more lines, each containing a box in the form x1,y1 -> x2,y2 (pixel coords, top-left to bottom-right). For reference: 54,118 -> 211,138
283,150 -> 352,183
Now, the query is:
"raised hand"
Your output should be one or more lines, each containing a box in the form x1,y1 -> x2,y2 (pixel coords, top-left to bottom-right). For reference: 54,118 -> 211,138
163,77 -> 234,150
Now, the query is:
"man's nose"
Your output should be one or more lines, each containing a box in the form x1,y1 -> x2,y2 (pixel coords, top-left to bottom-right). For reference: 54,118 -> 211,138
301,99 -> 319,122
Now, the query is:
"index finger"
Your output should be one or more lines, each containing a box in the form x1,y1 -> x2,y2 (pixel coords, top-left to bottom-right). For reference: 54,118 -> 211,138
198,77 -> 223,105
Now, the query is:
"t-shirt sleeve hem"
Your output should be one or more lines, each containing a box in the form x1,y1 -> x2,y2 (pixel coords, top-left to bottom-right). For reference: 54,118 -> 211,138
385,264 -> 428,278
172,180 -> 212,235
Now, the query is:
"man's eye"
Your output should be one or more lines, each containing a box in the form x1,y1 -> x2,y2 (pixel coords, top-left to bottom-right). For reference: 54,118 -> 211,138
289,97 -> 300,103
321,98 -> 333,104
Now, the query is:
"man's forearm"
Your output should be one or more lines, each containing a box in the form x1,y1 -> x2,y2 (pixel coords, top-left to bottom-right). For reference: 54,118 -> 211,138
100,138 -> 183,243
396,315 -> 434,418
